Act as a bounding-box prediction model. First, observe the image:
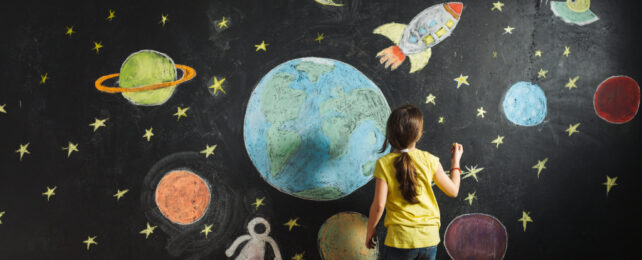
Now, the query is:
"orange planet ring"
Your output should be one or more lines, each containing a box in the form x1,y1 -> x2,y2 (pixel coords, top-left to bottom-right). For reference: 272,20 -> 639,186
95,64 -> 196,93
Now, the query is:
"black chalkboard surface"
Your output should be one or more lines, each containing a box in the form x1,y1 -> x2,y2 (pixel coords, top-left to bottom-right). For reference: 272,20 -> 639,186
1,0 -> 640,259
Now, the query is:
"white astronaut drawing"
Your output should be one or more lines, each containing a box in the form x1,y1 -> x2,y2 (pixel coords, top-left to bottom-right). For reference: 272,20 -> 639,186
225,217 -> 282,260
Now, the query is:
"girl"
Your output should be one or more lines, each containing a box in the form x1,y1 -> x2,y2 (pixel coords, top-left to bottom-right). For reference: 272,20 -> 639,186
365,104 -> 463,260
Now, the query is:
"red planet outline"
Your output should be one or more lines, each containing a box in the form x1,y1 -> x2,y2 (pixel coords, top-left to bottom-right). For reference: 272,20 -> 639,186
593,75 -> 640,124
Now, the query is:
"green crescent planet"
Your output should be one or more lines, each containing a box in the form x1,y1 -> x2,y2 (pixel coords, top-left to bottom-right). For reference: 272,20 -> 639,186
119,50 -> 178,106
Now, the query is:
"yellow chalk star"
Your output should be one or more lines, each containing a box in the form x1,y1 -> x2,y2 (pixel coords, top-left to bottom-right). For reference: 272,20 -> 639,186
0,211 -> 5,224
143,127 -> 154,142
201,223 -> 213,238
565,76 -> 579,90
454,74 -> 469,88
113,189 -> 129,201
173,106 -> 189,121
139,222 -> 157,239
603,176 -> 618,196
200,144 -> 217,158
476,107 -> 487,118
563,46 -> 570,57
462,165 -> 484,181
534,50 -> 542,57
491,135 -> 504,148
492,51 -> 498,58
15,143 -> 30,161
42,186 -> 57,201
491,1 -> 504,11
532,158 -> 548,178
83,236 -> 98,250
425,93 -> 436,105
217,16 -> 229,28
0,104 -> 6,113
464,192 -> 477,205
254,40 -> 268,52
518,211 -> 533,232
315,33 -> 325,44
89,118 -> 108,132
252,197 -> 266,210
65,26 -> 75,37
503,26 -> 515,34
291,252 -> 305,260
209,77 -> 227,95
537,68 -> 548,79
92,41 -> 103,54
160,14 -> 169,26
438,116 -> 445,124
284,218 -> 300,231
40,73 -> 48,84
62,142 -> 79,158
565,123 -> 580,136
106,9 -> 115,21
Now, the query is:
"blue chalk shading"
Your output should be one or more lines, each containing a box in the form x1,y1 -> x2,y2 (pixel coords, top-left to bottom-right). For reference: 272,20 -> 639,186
550,1 -> 599,26
502,82 -> 547,126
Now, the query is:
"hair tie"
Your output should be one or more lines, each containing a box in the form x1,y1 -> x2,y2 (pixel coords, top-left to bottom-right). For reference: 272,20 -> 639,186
400,149 -> 410,153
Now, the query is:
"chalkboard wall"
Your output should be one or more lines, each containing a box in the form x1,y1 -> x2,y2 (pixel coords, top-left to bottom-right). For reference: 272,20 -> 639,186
0,0 -> 640,259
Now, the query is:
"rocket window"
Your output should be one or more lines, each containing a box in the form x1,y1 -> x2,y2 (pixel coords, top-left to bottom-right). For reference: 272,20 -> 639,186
419,27 -> 427,36
428,20 -> 437,27
436,27 -> 447,37
409,36 -> 418,43
423,35 -> 435,45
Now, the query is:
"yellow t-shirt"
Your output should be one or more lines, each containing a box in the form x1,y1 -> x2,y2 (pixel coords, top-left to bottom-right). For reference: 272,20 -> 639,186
373,149 -> 441,248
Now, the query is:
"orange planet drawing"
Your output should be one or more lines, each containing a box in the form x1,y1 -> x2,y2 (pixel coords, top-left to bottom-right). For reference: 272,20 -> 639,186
155,170 -> 211,225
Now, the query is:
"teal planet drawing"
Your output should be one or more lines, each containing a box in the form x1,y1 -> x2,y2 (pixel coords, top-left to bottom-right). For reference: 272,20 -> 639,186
502,81 -> 547,126
243,57 -> 390,200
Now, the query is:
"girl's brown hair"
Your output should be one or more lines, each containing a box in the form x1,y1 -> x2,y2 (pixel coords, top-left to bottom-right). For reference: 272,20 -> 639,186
380,104 -> 424,204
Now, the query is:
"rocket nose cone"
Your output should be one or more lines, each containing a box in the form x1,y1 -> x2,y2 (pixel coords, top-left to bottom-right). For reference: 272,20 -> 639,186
448,2 -> 463,15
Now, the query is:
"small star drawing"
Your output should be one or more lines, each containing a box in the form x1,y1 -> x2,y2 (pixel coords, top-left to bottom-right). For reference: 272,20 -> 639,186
254,41 -> 268,52
113,189 -> 129,201
40,73 -> 48,84
503,26 -> 515,34
209,77 -> 227,95
492,51 -> 498,58
0,211 -> 5,224
139,222 -> 157,239
603,176 -> 618,196
563,46 -> 571,57
518,211 -> 533,232
217,17 -> 229,28
143,127 -> 154,142
315,33 -> 325,44
565,123 -> 580,136
534,50 -> 543,57
532,158 -> 548,178
62,142 -> 79,158
565,76 -> 579,90
92,41 -> 103,54
291,252 -> 305,260
476,107 -> 487,118
464,192 -> 477,205
173,106 -> 189,121
160,14 -> 169,26
201,224 -> 213,238
462,165 -> 484,181
16,143 -> 30,161
89,118 -> 108,132
106,9 -> 115,21
284,218 -> 301,231
491,1 -> 504,11
0,104 -> 6,113
537,68 -> 548,79
200,144 -> 217,158
83,236 -> 98,250
65,26 -> 75,37
454,74 -> 470,88
425,94 -> 436,105
252,197 -> 266,210
42,186 -> 57,201
438,116 -> 445,124
491,135 -> 504,148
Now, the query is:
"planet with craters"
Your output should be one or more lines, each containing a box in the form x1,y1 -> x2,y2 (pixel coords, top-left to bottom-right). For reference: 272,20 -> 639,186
318,212 -> 377,260
243,57 -> 390,200
501,81 -> 547,127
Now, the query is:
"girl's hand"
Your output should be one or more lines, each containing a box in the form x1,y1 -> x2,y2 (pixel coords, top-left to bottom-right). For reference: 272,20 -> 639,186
365,230 -> 377,249
451,142 -> 463,163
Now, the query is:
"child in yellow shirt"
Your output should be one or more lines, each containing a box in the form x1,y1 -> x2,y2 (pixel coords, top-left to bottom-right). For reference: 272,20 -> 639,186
366,104 -> 463,260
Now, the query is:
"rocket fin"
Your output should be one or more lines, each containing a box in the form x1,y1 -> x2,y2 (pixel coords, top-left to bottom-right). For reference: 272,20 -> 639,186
408,48 -> 432,73
373,23 -> 407,45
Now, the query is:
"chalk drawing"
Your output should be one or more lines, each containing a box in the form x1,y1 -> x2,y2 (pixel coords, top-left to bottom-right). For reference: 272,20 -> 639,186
139,222 -> 157,239
42,186 -> 56,201
225,217 -> 282,260
518,211 -> 533,231
83,236 -> 98,250
315,0 -> 343,7
491,1 -> 504,12
603,176 -> 617,197
444,213 -> 507,260
92,41 -> 103,54
593,76 -> 640,124
551,0 -> 598,26
173,106 -> 189,121
61,141 -> 79,158
155,170 -> 211,225
160,14 -> 169,26
501,81 -> 547,127
503,25 -> 515,34
318,212 -> 377,260
255,41 -> 268,52
106,9 -> 115,21
532,158 -> 548,178
491,135 -> 504,148
89,118 -> 108,132
113,189 -> 128,201
565,123 -> 580,136
15,143 -> 30,161
454,74 -> 469,88
208,76 -> 227,96
283,218 -> 301,231
200,144 -> 217,158
143,127 -> 154,142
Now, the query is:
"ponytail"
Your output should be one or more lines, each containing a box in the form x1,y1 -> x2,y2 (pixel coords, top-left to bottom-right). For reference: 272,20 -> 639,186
394,152 -> 419,204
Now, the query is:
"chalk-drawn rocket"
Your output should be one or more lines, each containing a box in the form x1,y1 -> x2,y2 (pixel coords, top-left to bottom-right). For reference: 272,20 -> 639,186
374,2 -> 463,73
225,217 -> 282,260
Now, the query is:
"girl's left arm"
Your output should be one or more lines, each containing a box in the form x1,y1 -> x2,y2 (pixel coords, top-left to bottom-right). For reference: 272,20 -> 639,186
365,178 -> 388,249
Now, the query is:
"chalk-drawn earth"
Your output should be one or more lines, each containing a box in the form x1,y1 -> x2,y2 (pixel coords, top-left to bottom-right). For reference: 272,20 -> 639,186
244,57 -> 390,200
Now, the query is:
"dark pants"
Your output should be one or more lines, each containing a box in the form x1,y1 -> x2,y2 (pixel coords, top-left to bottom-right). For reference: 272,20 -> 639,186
383,245 -> 437,260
